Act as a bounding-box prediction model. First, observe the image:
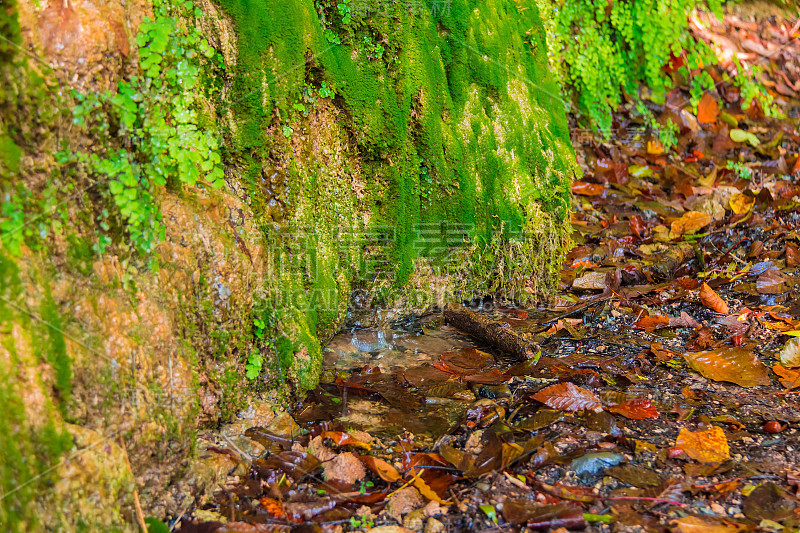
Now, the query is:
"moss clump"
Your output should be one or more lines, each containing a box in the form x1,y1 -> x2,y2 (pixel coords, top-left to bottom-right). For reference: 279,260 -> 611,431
215,0 -> 575,389
0,254 -> 73,531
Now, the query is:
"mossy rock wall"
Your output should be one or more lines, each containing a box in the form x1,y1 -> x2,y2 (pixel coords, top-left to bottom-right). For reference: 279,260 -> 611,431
0,0 -> 573,528
212,0 -> 575,387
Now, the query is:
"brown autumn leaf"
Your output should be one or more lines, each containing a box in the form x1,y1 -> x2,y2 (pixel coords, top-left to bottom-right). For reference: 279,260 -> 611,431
671,211 -> 713,236
359,455 -> 402,482
532,382 -> 602,412
675,426 -> 730,463
683,347 -> 770,387
607,397 -> 660,420
669,311 -> 702,328
787,244 -> 800,268
757,269 -> 787,294
772,364 -> 800,390
570,181 -> 604,196
700,282 -> 729,314
696,93 -> 719,125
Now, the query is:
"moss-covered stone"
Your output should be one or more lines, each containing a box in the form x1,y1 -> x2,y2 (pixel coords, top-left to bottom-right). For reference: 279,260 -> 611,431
213,0 -> 576,387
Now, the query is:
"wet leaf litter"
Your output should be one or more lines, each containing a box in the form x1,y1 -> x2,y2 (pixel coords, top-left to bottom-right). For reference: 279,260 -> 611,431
181,13 -> 800,533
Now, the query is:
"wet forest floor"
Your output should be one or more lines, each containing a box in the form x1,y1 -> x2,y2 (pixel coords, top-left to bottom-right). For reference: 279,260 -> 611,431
181,11 -> 800,533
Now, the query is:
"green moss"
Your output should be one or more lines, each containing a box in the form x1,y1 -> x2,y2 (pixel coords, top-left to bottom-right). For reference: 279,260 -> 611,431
215,0 -> 575,390
0,253 -> 73,532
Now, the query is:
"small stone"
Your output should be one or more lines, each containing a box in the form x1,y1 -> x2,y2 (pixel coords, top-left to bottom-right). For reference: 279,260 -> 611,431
424,518 -> 445,533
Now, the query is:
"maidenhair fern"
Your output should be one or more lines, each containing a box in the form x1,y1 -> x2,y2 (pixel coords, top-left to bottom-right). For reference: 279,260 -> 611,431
59,0 -> 224,258
540,0 -> 725,133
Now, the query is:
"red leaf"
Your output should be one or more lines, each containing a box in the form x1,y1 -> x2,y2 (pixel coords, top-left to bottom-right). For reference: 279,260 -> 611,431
532,382 -> 602,412
607,397 -> 660,420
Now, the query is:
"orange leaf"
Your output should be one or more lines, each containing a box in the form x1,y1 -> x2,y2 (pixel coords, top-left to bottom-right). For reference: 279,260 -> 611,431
532,382 -> 602,412
696,93 -> 719,124
647,139 -> 665,155
571,181 -> 604,196
633,314 -> 669,332
259,497 -> 286,519
699,282 -> 729,314
608,397 -> 660,420
772,364 -> 800,390
675,426 -> 729,463
683,347 -> 771,387
360,455 -> 402,482
671,211 -> 712,236
320,431 -> 372,450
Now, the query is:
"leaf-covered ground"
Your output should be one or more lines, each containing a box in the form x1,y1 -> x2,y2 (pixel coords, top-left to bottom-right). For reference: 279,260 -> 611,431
181,11 -> 800,533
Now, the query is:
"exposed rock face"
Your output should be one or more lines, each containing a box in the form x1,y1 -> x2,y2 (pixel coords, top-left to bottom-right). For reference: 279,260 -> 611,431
0,0 -> 574,528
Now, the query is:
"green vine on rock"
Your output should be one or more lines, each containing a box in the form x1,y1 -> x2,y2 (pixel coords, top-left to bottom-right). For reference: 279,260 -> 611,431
60,0 -> 224,258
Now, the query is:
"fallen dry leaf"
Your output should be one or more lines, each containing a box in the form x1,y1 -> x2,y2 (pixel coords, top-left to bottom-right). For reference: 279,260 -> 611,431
360,455 -> 402,482
532,382 -> 602,412
787,244 -> 800,267
671,211 -> 713,236
322,451 -> 366,484
757,269 -> 787,294
673,515 -> 751,532
683,347 -> 770,387
772,364 -> 800,389
320,431 -> 372,450
729,193 -> 754,214
780,337 -> 800,368
696,93 -> 719,124
633,314 -> 670,332
669,311 -> 702,328
572,271 -> 607,290
675,426 -> 730,463
700,282 -> 729,314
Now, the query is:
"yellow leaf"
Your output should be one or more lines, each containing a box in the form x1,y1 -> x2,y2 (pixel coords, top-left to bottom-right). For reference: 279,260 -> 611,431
675,426 -> 729,463
729,193 -> 754,215
410,475 -> 452,505
647,139 -> 664,155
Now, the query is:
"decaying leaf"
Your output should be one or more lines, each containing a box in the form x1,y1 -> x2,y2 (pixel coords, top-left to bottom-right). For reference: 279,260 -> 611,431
780,337 -> 800,368
572,271 -> 607,290
757,269 -> 787,294
671,211 -> 712,236
675,426 -> 730,463
683,348 -> 770,387
700,282 -> 729,314
532,382 -> 602,412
